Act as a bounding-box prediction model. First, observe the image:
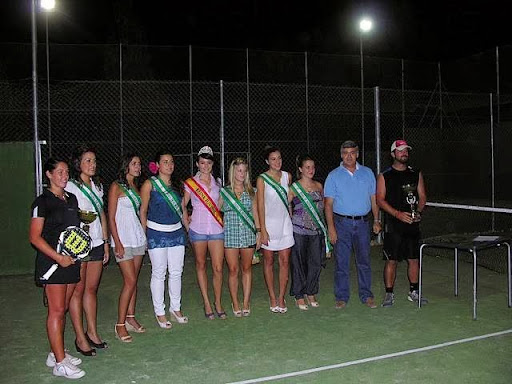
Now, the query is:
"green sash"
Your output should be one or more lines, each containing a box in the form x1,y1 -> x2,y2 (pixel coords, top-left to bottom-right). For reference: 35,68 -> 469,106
221,187 -> 256,234
290,181 -> 333,253
150,176 -> 183,220
117,182 -> 141,218
259,173 -> 288,210
70,179 -> 104,221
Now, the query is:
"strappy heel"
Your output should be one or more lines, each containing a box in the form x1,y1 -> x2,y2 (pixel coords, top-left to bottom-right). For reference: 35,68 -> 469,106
231,303 -> 242,318
114,324 -> 133,343
125,315 -> 146,333
155,315 -> 173,329
170,311 -> 189,324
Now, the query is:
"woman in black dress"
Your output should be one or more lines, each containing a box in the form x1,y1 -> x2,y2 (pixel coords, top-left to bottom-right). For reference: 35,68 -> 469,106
29,158 -> 86,379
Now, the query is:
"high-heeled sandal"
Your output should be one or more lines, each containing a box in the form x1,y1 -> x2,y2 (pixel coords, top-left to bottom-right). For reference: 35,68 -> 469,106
242,306 -> 251,317
295,298 -> 309,311
204,309 -> 215,320
231,303 -> 242,318
85,333 -> 108,349
215,307 -> 227,320
125,315 -> 146,333
75,339 -> 96,356
114,324 -> 133,343
170,311 -> 189,324
277,299 -> 288,314
306,295 -> 319,307
155,315 -> 172,329
269,300 -> 280,313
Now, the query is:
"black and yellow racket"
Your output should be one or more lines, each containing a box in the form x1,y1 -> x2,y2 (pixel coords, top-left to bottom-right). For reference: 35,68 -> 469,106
40,226 -> 92,281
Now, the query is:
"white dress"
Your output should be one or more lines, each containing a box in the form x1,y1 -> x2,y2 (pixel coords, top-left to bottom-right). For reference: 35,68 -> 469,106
111,196 -> 146,248
262,172 -> 295,251
65,180 -> 104,247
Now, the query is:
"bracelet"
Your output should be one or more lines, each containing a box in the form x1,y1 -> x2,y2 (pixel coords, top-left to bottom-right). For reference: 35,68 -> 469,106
255,228 -> 261,232
103,238 -> 110,245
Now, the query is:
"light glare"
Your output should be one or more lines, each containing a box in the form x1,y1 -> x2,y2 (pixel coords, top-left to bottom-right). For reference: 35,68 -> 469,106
359,18 -> 373,33
41,0 -> 56,11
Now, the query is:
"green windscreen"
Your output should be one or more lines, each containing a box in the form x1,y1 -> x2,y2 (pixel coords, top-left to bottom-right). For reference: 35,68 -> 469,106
0,142 -> 36,275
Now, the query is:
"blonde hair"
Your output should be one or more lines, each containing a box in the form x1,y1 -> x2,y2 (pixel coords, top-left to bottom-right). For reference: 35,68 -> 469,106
228,157 -> 255,197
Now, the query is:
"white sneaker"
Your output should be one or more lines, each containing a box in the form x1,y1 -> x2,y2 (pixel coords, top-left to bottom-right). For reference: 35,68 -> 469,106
52,357 -> 86,379
46,351 -> 82,367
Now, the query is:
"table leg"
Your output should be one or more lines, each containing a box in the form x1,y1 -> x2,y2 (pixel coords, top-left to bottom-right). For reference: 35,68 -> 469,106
473,248 -> 477,320
454,248 -> 458,297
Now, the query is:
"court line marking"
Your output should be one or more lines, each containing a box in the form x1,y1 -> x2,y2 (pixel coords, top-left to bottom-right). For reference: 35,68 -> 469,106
227,328 -> 512,384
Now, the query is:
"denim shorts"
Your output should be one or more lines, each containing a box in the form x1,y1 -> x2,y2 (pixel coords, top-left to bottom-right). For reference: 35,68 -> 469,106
188,229 -> 224,243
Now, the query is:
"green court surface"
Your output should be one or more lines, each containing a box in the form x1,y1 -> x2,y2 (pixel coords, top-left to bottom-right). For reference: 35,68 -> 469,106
1,246 -> 511,384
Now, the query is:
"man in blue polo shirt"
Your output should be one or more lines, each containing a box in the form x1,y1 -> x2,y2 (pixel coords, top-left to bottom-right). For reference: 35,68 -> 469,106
325,140 -> 381,309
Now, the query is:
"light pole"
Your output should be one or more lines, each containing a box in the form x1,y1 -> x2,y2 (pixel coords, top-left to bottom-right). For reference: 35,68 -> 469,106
41,0 -> 55,157
359,17 -> 372,165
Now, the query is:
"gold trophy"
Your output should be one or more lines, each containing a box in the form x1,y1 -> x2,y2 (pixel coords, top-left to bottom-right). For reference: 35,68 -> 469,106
401,184 -> 418,221
78,210 -> 98,233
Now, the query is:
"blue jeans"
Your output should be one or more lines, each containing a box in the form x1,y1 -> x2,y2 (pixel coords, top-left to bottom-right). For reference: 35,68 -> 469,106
333,215 -> 373,303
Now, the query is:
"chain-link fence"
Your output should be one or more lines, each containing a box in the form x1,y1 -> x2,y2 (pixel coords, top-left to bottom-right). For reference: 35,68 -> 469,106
1,43 -> 511,243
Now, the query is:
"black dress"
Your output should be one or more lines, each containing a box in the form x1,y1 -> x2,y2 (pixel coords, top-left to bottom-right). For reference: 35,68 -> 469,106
31,189 -> 81,285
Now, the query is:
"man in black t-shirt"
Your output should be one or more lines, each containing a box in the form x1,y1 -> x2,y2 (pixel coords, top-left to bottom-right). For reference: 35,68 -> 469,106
376,140 -> 427,307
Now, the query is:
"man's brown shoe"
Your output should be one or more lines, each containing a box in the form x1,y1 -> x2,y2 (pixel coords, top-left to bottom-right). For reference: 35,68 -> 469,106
335,300 -> 347,309
365,297 -> 377,309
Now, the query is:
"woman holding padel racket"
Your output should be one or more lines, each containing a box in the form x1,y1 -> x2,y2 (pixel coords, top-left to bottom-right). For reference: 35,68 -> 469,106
108,154 -> 147,341
29,158 -> 86,379
66,145 -> 109,356
140,150 -> 189,328
182,146 -> 226,320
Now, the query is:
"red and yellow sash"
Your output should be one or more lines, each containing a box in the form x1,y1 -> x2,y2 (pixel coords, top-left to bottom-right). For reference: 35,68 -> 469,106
184,177 -> 223,227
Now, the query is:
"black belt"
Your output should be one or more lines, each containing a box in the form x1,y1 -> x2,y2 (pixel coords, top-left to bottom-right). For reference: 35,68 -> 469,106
335,213 -> 368,220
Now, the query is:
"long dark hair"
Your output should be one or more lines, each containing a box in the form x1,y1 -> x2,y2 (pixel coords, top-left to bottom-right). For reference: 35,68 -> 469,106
43,157 -> 68,185
154,150 -> 183,194
117,153 -> 142,188
70,144 -> 102,190
263,145 -> 281,161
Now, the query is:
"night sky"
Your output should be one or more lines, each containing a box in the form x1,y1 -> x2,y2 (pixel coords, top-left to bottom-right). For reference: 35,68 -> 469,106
1,0 -> 511,60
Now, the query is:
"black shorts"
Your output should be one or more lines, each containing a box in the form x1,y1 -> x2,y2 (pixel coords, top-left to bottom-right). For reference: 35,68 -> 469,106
35,253 -> 81,285
383,231 -> 420,262
86,244 -> 105,262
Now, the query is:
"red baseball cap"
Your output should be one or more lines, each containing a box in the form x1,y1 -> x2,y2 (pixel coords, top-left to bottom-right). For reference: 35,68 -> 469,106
391,139 -> 412,152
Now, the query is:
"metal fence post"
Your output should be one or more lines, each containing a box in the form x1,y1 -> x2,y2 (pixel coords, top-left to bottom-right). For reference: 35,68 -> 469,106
401,59 -> 405,138
490,93 -> 495,231
189,45 -> 193,175
374,86 -> 382,243
119,43 -> 123,155
220,80 -> 225,184
45,13 -> 52,157
305,51 -> 310,153
31,0 -> 43,196
246,48 -> 251,166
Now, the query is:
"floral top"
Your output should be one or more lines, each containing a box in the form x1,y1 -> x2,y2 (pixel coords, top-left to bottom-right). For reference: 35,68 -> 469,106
291,190 -> 325,236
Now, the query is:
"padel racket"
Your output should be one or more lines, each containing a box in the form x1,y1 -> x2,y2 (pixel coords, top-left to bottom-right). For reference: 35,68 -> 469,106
40,226 -> 92,281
